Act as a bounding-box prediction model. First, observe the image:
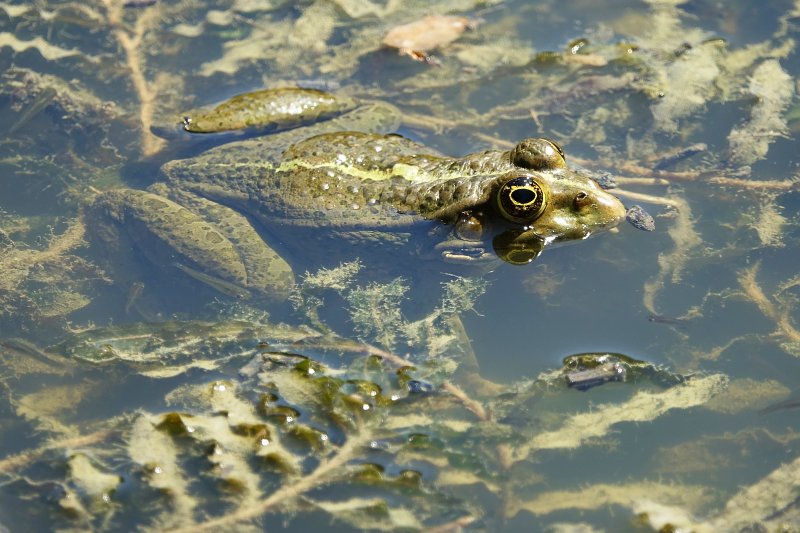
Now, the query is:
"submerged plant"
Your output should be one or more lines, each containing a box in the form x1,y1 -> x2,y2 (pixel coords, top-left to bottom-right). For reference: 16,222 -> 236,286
0,0 -> 799,530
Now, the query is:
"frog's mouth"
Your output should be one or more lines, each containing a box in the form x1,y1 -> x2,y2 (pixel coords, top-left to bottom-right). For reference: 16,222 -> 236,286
434,239 -> 496,264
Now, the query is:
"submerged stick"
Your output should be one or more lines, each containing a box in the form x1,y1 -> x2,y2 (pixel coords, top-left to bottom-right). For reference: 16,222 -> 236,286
101,0 -> 164,156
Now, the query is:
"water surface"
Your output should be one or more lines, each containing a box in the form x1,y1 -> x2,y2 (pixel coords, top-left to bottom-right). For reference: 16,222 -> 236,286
0,0 -> 798,531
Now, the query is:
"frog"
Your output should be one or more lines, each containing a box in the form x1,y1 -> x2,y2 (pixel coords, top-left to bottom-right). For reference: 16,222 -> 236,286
87,88 -> 627,306
562,352 -> 687,390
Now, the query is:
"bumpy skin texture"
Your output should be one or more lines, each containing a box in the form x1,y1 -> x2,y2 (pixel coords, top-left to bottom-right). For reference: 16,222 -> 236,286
89,89 -> 627,300
180,88 -> 358,133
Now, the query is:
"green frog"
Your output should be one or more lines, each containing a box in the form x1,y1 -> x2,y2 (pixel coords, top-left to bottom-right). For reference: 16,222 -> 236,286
88,88 -> 626,304
562,352 -> 687,390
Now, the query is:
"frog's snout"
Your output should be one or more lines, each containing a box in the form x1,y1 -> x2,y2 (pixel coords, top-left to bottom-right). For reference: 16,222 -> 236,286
595,191 -> 627,229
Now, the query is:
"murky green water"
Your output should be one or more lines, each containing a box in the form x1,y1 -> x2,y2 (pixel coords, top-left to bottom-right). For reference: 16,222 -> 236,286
1,0 -> 799,531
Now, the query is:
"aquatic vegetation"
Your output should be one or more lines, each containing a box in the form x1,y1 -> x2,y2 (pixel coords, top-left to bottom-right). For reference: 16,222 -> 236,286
727,59 -> 795,166
0,0 -> 799,530
0,218 -> 102,333
634,453 -> 800,531
0,258 -> 736,529
737,262 -> 800,357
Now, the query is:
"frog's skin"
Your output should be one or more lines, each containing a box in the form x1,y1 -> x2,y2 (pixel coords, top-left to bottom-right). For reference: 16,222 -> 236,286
562,352 -> 687,390
89,88 -> 626,302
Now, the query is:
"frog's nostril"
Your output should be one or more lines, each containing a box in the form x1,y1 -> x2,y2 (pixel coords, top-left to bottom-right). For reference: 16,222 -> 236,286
573,191 -> 591,209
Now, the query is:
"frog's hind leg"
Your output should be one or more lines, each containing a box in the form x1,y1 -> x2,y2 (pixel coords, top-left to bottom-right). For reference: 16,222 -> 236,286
150,184 -> 295,302
88,189 -> 254,309
85,200 -> 160,320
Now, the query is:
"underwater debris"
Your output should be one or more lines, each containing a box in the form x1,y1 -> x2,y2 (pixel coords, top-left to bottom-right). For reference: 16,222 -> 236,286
1,68 -> 120,152
750,195 -> 788,248
625,205 -> 656,232
347,278 -> 408,351
382,15 -> 475,63
0,33 -> 86,61
66,453 -> 122,508
513,481 -> 711,518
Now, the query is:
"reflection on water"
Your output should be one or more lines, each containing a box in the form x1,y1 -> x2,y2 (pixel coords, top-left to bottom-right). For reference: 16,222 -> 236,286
1,0 -> 799,530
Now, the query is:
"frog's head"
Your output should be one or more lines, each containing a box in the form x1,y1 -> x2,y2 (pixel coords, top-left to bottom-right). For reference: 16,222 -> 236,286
432,138 -> 626,265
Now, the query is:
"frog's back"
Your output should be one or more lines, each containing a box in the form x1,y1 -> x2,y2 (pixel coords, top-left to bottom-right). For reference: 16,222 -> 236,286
165,129 -> 420,213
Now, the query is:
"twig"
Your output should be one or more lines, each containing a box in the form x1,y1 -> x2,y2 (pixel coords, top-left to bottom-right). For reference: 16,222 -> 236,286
441,381 -> 488,421
615,176 -> 672,186
709,176 -> 799,191
402,112 -> 462,132
612,188 -> 682,208
611,160 -> 705,182
101,0 -> 164,156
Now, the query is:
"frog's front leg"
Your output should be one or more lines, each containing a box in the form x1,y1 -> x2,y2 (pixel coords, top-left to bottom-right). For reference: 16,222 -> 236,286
88,189 -> 294,304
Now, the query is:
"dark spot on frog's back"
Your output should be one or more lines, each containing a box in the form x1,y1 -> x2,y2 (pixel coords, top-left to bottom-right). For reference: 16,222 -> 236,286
204,229 -> 224,244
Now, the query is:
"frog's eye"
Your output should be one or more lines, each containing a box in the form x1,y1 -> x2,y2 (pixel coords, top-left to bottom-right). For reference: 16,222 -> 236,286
511,138 -> 567,170
496,174 -> 549,224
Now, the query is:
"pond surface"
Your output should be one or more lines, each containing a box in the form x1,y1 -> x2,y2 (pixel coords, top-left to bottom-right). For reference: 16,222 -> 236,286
1,0 -> 799,531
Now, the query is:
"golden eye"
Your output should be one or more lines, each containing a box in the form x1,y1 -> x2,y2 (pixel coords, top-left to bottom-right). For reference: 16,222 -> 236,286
496,174 -> 548,224
510,138 -> 567,170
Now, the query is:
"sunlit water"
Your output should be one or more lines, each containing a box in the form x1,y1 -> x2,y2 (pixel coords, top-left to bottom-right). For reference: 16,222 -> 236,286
1,0 -> 799,531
